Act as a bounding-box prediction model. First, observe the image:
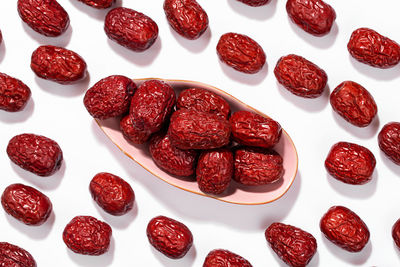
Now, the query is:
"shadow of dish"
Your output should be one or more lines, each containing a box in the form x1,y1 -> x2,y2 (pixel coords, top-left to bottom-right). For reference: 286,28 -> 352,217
218,60 -> 268,86
68,0 -> 123,20
4,211 -> 55,240
0,39 -> 5,63
227,0 -> 278,21
0,98 -> 34,124
169,26 -> 211,53
379,150 -> 400,176
326,171 -> 378,199
321,234 -> 372,265
331,110 -> 380,139
34,73 -> 90,97
151,243 -> 196,267
21,22 -> 72,47
276,81 -> 330,112
288,18 -> 338,49
349,55 -> 400,81
67,237 -> 115,267
107,37 -> 162,66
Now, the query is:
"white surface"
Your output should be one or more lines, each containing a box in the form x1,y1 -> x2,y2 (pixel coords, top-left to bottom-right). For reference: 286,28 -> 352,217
0,0 -> 399,266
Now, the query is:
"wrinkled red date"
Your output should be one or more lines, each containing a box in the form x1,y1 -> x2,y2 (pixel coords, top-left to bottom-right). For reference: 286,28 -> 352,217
120,115 -> 151,144
378,122 -> 400,165
1,183 -> 52,226
168,109 -> 231,150
89,172 -> 135,216
330,81 -> 377,127
63,216 -> 112,255
230,110 -> 282,148
7,133 -> 63,176
105,7 -> 159,52
17,0 -> 69,37
286,0 -> 336,36
203,249 -> 252,267
196,148 -> 233,195
77,0 -> 115,9
84,75 -> 136,119
234,146 -> 283,185
149,132 -> 197,177
130,80 -> 176,135
348,28 -> 400,68
392,219 -> 400,250
146,215 -> 193,259
0,242 -> 36,267
164,0 -> 208,40
274,54 -> 327,98
325,142 -> 376,185
177,88 -> 230,119
0,72 -> 31,112
31,45 -> 87,84
320,206 -> 370,252
265,222 -> 317,267
236,0 -> 270,6
217,32 -> 266,74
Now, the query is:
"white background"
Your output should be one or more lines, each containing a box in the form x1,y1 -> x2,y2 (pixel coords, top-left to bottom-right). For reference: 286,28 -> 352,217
0,0 -> 399,266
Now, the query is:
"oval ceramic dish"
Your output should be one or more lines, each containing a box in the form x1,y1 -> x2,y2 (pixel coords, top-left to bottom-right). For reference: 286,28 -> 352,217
96,78 -> 298,205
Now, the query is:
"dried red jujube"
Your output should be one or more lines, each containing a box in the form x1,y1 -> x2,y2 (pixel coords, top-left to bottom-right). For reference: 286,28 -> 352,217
325,142 -> 376,185
83,75 -> 136,119
392,219 -> 400,250
146,215 -> 193,259
265,222 -> 317,267
7,133 -> 63,176
0,242 -> 36,267
89,172 -> 135,216
177,88 -> 230,119
77,0 -> 115,9
274,54 -> 327,98
378,122 -> 400,165
203,249 -> 252,267
63,216 -> 112,255
105,7 -> 158,52
286,0 -> 336,36
17,0 -> 69,37
230,110 -> 282,148
320,206 -> 370,252
164,0 -> 208,40
236,0 -> 270,6
31,45 -> 87,84
120,115 -> 150,144
217,32 -> 266,74
0,72 -> 31,112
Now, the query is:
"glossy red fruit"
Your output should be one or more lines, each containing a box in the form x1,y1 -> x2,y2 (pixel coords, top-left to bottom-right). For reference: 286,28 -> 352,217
89,172 -> 135,216
392,219 -> 400,250
168,109 -> 231,150
105,7 -> 158,52
348,28 -> 400,68
274,54 -> 327,98
196,148 -> 233,195
164,0 -> 208,40
234,147 -> 283,185
149,132 -> 197,177
236,0 -> 270,6
1,183 -> 52,226
17,0 -> 69,37
325,142 -> 376,185
266,222 -> 317,267
7,133 -> 63,176
217,32 -> 266,74
130,80 -> 176,135
31,45 -> 87,84
0,72 -> 31,112
286,0 -> 336,36
147,215 -> 193,259
230,110 -> 282,148
177,88 -> 230,119
320,206 -> 370,252
330,81 -> 377,127
83,75 -> 136,119
378,122 -> 400,165
203,249 -> 252,266
0,242 -> 36,267
77,0 -> 115,9
120,115 -> 151,144
63,216 -> 112,255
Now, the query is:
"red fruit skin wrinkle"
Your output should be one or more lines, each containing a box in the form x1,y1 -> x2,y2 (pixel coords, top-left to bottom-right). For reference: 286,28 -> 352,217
378,122 -> 400,165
